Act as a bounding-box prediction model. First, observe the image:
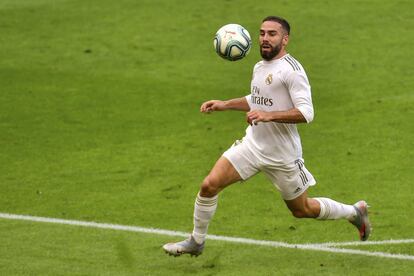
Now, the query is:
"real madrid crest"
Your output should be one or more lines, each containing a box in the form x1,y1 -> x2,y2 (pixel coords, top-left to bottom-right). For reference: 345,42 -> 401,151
265,74 -> 273,85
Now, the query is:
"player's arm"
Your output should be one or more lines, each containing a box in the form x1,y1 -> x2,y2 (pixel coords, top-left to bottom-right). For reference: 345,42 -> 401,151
247,70 -> 314,125
246,108 -> 306,125
200,97 -> 250,113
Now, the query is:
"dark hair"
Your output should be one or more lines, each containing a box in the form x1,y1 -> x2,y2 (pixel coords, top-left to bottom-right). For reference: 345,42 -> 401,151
262,16 -> 290,35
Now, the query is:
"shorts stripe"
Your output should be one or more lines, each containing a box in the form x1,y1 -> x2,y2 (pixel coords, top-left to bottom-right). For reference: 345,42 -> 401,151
296,159 -> 308,186
299,173 -> 306,186
301,171 -> 308,183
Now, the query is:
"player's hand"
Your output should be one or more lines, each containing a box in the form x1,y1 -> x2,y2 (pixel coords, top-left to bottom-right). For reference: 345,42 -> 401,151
200,100 -> 226,113
246,110 -> 272,125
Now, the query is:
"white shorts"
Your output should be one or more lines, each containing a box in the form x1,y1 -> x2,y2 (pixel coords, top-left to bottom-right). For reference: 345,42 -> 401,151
222,139 -> 316,200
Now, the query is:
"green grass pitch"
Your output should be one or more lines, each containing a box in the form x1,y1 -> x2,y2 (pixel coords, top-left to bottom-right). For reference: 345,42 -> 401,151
0,0 -> 413,274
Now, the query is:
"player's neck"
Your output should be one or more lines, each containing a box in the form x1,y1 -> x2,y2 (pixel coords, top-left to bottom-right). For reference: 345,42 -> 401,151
263,50 -> 288,63
273,50 -> 288,60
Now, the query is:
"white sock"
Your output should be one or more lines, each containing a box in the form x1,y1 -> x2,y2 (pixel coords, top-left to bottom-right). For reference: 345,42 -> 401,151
192,193 -> 218,244
314,197 -> 357,220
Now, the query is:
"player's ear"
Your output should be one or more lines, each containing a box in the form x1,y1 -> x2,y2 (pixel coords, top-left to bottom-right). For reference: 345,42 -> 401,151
282,34 -> 289,46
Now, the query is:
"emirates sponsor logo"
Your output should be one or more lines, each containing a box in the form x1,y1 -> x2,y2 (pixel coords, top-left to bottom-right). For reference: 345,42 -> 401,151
251,85 -> 273,106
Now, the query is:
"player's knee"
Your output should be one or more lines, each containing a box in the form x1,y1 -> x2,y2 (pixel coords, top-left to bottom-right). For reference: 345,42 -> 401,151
200,177 -> 220,197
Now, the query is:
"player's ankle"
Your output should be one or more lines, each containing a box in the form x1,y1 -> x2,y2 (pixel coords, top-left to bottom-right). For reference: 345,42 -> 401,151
191,233 -> 205,245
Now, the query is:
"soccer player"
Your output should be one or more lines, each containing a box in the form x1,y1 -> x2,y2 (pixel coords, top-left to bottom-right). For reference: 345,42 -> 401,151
163,16 -> 371,257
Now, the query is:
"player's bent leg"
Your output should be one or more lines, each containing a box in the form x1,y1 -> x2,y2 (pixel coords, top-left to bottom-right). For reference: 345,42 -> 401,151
284,191 -> 371,241
163,157 -> 242,257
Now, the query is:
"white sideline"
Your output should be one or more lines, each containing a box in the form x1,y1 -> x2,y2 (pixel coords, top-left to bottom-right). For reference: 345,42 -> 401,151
1,212 -> 413,261
309,239 -> 414,247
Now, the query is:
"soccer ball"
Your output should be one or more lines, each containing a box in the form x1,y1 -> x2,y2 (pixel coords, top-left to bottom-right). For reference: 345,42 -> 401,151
213,24 -> 251,61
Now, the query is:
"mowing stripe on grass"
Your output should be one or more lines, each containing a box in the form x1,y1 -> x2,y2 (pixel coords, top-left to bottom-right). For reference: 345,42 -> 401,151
1,212 -> 413,261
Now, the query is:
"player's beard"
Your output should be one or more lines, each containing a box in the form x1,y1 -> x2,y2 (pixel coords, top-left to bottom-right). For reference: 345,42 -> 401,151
260,42 -> 282,61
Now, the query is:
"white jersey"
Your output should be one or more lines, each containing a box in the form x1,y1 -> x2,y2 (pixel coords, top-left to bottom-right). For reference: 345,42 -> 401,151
244,53 -> 314,165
